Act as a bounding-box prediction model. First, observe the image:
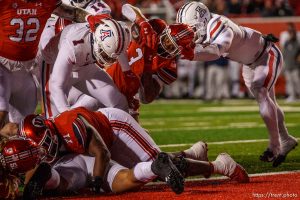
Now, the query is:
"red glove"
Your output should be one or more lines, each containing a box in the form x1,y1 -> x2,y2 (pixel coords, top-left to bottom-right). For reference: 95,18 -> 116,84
87,14 -> 111,32
138,21 -> 157,72
123,70 -> 140,97
139,21 -> 157,50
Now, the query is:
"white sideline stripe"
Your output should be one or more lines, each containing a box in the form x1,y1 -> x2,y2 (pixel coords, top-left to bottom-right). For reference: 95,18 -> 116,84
158,138 -> 300,148
147,170 -> 300,186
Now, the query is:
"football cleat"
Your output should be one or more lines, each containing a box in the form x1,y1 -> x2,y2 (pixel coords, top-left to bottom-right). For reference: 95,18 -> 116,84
151,152 -> 185,194
23,162 -> 52,200
259,148 -> 277,162
172,155 -> 189,177
215,153 -> 249,183
272,136 -> 298,167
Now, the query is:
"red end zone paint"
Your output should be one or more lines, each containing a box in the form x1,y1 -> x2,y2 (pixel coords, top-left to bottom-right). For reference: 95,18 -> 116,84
42,172 -> 300,200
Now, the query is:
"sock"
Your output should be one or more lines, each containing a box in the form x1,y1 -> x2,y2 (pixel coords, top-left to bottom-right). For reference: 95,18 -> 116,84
45,168 -> 60,190
133,161 -> 157,182
183,148 -> 194,159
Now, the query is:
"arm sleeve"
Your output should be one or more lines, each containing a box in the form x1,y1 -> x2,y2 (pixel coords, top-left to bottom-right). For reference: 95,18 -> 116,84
194,28 -> 234,61
49,42 -> 75,113
117,52 -> 131,72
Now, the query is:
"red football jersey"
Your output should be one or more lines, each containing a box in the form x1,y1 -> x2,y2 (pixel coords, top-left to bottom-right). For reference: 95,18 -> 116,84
52,107 -> 114,154
107,40 -> 177,99
0,0 -> 59,61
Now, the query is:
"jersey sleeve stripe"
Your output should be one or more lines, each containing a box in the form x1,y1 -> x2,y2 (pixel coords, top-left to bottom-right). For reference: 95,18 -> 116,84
210,21 -> 222,38
211,24 -> 226,42
157,67 -> 177,85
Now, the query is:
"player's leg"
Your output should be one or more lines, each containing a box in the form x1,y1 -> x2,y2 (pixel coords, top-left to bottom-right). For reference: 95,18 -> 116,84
68,86 -> 100,111
243,58 -> 281,161
109,153 -> 184,194
268,87 -> 298,167
169,141 -> 208,162
0,66 -> 11,131
253,45 -> 291,163
173,153 -> 249,183
75,64 -> 129,112
99,107 -> 160,168
8,69 -> 37,123
39,21 -> 61,118
40,61 -> 60,118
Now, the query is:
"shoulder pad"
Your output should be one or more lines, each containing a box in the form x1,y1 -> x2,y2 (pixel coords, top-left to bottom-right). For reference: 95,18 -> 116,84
204,14 -> 228,43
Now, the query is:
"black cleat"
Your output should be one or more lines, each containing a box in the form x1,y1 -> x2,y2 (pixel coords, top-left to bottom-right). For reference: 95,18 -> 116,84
151,152 -> 184,194
272,155 -> 286,167
273,136 -> 298,167
23,162 -> 52,200
172,155 -> 189,177
259,148 -> 276,162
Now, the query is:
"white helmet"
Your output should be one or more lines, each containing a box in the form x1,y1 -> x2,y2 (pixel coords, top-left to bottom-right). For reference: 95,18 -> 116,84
93,18 -> 130,66
176,1 -> 211,43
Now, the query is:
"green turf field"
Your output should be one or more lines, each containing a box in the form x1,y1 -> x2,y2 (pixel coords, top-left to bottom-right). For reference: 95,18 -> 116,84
139,99 -> 300,174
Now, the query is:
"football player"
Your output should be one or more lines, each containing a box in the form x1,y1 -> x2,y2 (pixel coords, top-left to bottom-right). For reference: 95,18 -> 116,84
0,0 -> 91,135
177,1 -> 298,167
38,0 -> 112,118
16,107 -> 184,198
106,4 -> 195,120
16,107 -> 248,198
40,17 -> 133,118
0,137 -> 44,199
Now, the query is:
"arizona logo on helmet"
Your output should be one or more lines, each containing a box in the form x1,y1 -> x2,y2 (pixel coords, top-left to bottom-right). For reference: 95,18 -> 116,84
196,6 -> 207,18
100,29 -> 113,41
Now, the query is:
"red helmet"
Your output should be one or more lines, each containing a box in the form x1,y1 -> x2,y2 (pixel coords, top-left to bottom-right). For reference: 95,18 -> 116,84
157,23 -> 195,59
0,137 -> 46,174
149,18 -> 167,35
19,114 -> 59,163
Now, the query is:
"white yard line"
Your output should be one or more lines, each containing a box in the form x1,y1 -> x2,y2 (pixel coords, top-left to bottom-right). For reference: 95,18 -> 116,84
158,138 -> 300,148
150,123 -> 297,132
142,106 -> 300,114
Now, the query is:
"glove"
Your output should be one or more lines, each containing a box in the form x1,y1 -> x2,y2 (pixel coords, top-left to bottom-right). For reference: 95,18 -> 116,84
86,14 -> 111,32
139,21 -> 157,50
90,176 -> 103,193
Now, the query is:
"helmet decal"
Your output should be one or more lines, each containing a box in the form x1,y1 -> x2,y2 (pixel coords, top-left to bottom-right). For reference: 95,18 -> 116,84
196,5 -> 207,18
100,29 -> 113,41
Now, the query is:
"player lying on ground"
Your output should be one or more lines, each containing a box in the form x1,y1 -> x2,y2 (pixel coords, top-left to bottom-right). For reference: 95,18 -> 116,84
0,107 -> 248,198
0,107 -> 184,198
176,1 -> 298,167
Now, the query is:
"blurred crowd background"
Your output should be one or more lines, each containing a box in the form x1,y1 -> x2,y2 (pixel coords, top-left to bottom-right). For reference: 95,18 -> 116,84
108,0 -> 300,102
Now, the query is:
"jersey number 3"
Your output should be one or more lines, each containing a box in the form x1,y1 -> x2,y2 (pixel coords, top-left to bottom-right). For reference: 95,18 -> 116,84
9,18 -> 40,42
129,48 -> 143,66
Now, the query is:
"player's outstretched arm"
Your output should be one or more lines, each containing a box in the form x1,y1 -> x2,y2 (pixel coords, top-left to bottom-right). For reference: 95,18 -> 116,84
53,4 -> 90,23
0,123 -> 18,138
77,115 -> 110,193
139,74 -> 162,104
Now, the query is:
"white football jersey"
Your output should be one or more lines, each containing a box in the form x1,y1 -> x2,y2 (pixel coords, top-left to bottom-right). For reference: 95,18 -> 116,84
57,23 -> 96,71
194,14 -> 268,65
